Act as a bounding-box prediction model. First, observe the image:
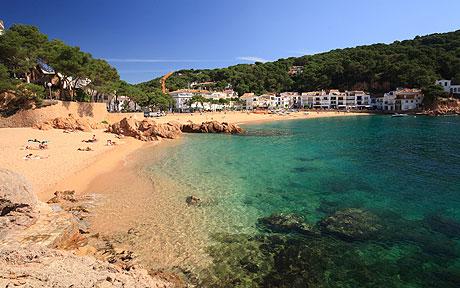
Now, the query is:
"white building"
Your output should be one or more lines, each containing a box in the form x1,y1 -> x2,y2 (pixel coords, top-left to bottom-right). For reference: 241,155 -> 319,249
375,88 -> 424,111
279,92 -> 302,108
436,80 -> 460,95
344,91 -> 371,109
300,90 -> 370,110
240,93 -> 257,110
169,89 -> 200,112
0,20 -> 4,36
301,90 -> 327,108
107,95 -> 141,112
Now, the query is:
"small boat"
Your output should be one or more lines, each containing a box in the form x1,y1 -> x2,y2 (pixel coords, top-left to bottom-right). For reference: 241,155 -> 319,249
391,113 -> 409,118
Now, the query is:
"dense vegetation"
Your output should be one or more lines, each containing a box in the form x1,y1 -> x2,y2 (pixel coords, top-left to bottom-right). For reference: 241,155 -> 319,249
0,24 -> 171,114
139,30 -> 460,96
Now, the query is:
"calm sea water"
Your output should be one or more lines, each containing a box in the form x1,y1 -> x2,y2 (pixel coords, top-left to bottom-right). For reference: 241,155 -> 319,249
147,115 -> 460,287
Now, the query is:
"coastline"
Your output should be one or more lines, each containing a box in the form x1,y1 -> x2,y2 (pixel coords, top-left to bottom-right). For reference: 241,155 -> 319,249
0,111 -> 373,277
0,110 -> 371,200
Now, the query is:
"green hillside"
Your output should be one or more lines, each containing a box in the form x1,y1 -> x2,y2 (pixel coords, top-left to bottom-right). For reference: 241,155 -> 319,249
138,30 -> 460,96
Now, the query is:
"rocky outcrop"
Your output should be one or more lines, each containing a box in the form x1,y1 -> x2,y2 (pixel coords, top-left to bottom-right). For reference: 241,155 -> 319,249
107,117 -> 182,141
0,244 -> 173,288
319,208 -> 382,241
423,99 -> 460,116
0,169 -> 38,232
106,117 -> 243,141
181,121 -> 244,134
258,213 -> 317,235
0,170 -> 175,287
34,114 -> 107,131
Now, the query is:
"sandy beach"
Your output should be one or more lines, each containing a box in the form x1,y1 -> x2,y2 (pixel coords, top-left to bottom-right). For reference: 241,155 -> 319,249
0,128 -> 147,200
0,110 -> 370,201
154,110 -> 370,125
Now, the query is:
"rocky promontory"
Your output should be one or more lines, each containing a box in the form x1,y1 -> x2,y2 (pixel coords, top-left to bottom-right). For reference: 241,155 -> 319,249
107,117 -> 244,141
0,169 -> 174,287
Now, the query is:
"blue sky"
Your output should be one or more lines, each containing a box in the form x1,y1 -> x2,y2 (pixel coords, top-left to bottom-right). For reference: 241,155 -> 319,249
3,0 -> 460,83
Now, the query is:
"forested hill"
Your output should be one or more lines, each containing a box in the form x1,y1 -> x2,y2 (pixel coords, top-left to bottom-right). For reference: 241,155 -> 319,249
138,30 -> 460,95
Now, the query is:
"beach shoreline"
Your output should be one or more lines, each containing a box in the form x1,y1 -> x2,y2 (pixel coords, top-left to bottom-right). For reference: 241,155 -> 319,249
0,110 -> 371,200
0,111 -> 372,273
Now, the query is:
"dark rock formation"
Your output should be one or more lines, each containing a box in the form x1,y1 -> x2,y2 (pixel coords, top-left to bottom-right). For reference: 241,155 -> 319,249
424,214 -> 460,238
258,213 -> 317,235
186,195 -> 201,206
181,121 -> 244,134
319,208 -> 382,241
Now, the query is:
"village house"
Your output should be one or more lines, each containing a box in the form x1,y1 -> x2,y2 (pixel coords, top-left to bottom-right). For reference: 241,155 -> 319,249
107,95 -> 141,112
301,90 -> 327,108
436,79 -> 460,96
169,89 -> 196,112
169,89 -> 210,112
279,92 -> 302,108
300,90 -> 371,110
258,94 -> 276,109
345,91 -> 371,110
374,88 -> 423,111
240,93 -> 258,110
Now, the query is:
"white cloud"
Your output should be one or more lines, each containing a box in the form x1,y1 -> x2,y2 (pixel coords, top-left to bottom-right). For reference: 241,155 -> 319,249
118,69 -> 169,74
236,56 -> 269,63
106,58 -> 226,63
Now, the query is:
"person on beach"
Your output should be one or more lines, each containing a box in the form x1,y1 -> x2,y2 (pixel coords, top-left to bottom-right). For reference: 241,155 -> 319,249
78,147 -> 93,151
24,153 -> 49,160
82,135 -> 97,143
106,140 -> 117,146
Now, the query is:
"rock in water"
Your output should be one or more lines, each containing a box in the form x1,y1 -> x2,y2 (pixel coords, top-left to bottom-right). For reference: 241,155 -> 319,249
258,213 -> 316,235
180,121 -> 244,134
186,195 -> 201,206
0,169 -> 38,231
319,208 -> 382,241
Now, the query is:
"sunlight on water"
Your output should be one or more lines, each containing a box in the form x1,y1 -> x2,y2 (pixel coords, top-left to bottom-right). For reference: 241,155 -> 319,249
144,116 -> 460,286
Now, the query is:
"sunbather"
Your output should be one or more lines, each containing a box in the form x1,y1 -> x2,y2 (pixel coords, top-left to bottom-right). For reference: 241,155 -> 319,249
24,153 -> 49,160
78,147 -> 93,151
82,135 -> 97,143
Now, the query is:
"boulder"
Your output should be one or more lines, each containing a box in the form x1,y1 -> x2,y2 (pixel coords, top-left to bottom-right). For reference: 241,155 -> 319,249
51,115 -> 92,132
47,190 -> 78,204
0,169 -> 38,231
107,117 -> 182,141
186,195 -> 201,206
319,208 -> 382,241
181,121 -> 244,134
258,213 -> 316,235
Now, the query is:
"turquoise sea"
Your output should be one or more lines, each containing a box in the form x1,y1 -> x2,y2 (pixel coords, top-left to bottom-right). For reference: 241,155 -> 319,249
147,115 -> 460,287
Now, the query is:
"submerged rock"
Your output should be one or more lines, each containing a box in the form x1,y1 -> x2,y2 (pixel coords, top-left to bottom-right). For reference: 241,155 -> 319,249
319,208 -> 382,241
424,214 -> 460,238
258,213 -> 317,235
186,195 -> 201,206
